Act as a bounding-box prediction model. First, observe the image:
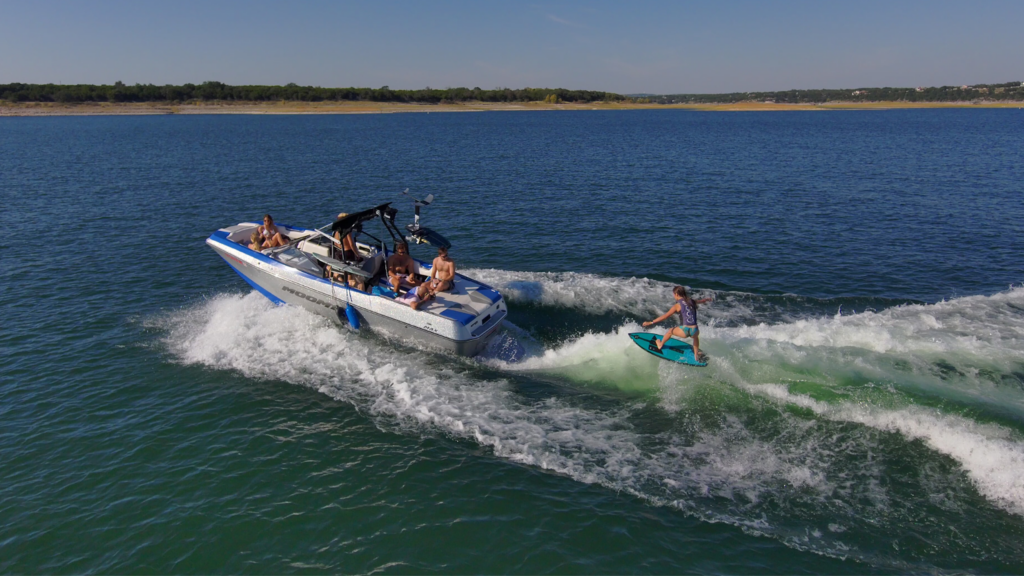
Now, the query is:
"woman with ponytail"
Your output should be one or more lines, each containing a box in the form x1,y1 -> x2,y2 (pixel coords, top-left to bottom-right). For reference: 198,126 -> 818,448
643,286 -> 712,358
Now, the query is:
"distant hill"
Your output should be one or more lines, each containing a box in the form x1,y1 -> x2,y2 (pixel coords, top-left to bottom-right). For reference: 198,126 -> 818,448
651,82 -> 1024,104
0,82 -> 623,104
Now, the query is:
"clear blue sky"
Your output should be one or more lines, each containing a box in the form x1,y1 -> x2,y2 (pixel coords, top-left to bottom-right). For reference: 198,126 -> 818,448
1,0 -> 1021,94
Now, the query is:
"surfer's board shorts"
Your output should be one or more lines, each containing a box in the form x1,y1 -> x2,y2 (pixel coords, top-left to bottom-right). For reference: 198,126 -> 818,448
681,326 -> 699,337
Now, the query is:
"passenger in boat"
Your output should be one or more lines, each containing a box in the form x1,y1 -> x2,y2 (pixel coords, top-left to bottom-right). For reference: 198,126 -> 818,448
387,242 -> 421,291
248,231 -> 265,252
347,274 -> 368,293
426,246 -> 455,296
643,286 -> 713,358
325,265 -> 368,292
324,264 -> 343,282
333,212 -> 361,262
398,283 -> 434,310
258,214 -> 289,247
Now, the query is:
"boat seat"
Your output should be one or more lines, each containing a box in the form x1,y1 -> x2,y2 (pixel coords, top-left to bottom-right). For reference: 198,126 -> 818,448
298,239 -> 330,258
224,223 -> 260,244
359,253 -> 385,279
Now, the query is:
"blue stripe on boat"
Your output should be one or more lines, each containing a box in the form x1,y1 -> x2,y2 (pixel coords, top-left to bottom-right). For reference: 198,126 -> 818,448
440,309 -> 475,325
224,260 -> 285,305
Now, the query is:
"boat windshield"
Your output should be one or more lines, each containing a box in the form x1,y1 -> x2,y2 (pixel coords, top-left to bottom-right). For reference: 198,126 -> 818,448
271,247 -> 322,276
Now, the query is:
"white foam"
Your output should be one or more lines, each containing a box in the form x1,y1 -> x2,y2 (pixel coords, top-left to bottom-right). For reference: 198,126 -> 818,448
162,295 -> 846,514
165,293 -> 644,480
464,268 -> 828,328
695,286 -> 1024,416
471,281 -> 1024,519
482,321 -> 723,393
747,383 -> 1024,516
158,285 -> 1024,566
469,269 -> 1024,364
465,268 -> 695,317
490,322 -> 640,368
714,286 -> 1024,358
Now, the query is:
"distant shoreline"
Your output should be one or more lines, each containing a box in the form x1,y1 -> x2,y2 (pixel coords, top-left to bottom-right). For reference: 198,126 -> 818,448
2,100 -> 1022,116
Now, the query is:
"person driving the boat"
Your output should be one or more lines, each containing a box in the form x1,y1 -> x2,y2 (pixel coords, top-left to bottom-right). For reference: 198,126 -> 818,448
333,212 -> 361,262
387,242 -> 420,291
258,214 -> 289,248
427,246 -> 455,296
248,231 -> 265,252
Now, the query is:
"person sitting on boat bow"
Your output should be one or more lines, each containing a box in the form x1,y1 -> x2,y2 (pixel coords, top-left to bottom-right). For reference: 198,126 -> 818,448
248,231 -> 266,252
427,246 -> 455,296
387,242 -> 421,292
258,214 -> 289,248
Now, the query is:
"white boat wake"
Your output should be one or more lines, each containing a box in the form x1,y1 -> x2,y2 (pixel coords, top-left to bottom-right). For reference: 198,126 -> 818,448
157,274 -> 1024,567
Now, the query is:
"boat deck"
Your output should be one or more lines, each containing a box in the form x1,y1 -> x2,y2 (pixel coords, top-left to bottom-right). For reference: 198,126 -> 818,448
219,222 -> 501,323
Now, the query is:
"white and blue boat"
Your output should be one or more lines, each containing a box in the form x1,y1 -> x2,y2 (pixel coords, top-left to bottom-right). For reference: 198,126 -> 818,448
206,198 -> 507,356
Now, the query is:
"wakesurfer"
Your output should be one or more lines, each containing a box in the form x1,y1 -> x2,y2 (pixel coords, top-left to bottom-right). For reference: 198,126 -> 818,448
643,286 -> 712,358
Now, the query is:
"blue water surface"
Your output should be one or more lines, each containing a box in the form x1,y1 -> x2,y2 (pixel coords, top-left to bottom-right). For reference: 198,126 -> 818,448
2,109 -> 1024,574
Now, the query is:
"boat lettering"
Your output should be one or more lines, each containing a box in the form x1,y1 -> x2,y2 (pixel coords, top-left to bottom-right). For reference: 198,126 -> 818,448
281,285 -> 336,310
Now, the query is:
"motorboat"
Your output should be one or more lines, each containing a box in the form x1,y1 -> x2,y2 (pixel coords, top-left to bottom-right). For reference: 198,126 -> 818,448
205,196 -> 507,356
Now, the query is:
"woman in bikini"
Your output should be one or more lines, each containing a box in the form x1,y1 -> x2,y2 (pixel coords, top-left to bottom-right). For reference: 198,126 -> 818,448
257,214 -> 289,248
643,286 -> 712,358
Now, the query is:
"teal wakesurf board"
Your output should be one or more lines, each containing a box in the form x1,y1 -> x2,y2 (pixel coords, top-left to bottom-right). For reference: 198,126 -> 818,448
629,332 -> 708,367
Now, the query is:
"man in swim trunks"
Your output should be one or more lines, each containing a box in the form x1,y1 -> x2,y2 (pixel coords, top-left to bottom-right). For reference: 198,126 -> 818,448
427,246 -> 455,296
643,286 -> 712,358
387,242 -> 421,291
398,283 -> 433,310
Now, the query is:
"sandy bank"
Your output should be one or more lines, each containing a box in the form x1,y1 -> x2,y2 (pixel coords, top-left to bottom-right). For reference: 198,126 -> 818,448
2,100 -> 1022,116
672,101 -> 1024,111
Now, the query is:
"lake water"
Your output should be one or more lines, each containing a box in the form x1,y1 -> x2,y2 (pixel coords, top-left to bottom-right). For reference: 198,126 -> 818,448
2,109 -> 1023,573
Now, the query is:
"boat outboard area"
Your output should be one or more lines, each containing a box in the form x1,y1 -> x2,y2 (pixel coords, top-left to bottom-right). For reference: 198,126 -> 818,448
205,202 -> 507,357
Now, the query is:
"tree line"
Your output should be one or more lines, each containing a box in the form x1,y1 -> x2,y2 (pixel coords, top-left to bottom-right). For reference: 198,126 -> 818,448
5,80 -> 1020,106
651,82 -> 1024,104
0,81 -> 624,104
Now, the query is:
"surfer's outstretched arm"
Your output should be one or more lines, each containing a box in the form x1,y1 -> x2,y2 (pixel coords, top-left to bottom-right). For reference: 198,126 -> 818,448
643,304 -> 680,328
